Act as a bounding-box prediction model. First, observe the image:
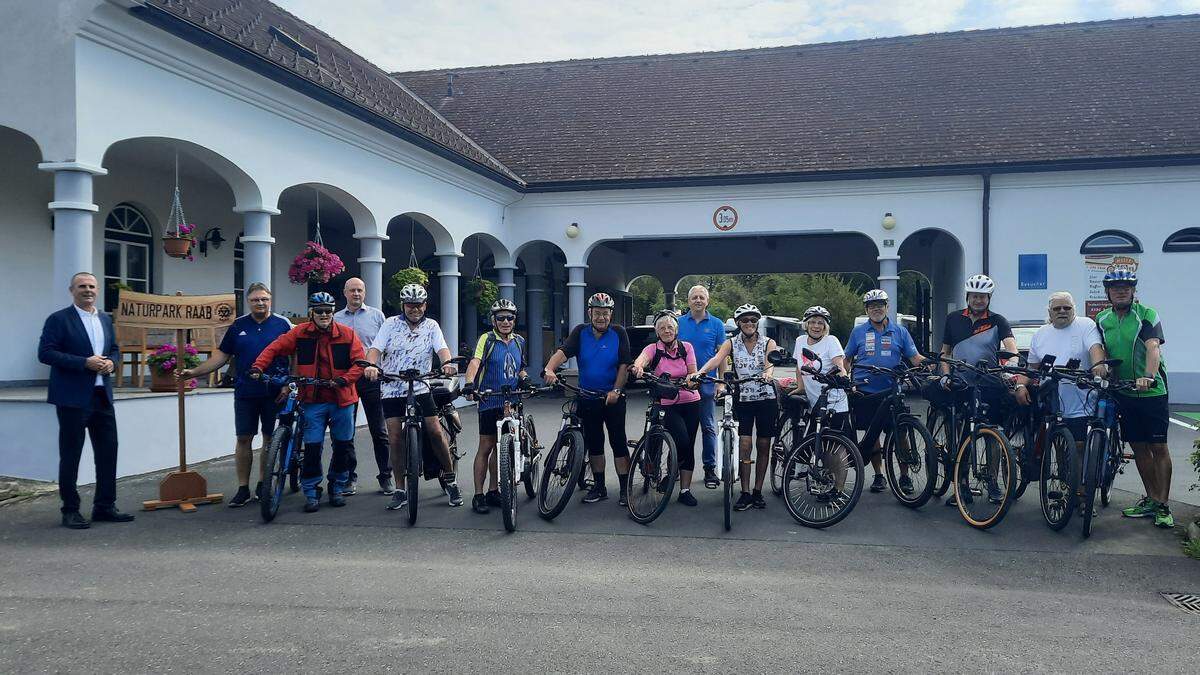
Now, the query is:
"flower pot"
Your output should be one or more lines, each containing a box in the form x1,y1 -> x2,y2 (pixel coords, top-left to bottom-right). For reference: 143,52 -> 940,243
149,369 -> 182,393
163,237 -> 193,258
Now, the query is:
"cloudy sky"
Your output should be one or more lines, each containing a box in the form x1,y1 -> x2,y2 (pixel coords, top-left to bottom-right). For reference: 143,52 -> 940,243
273,0 -> 1200,72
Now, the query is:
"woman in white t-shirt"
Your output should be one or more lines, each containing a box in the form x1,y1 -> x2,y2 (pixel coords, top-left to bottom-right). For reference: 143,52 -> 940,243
792,306 -> 850,431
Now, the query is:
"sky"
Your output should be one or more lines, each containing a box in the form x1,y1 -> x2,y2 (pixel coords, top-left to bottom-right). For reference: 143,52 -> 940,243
272,0 -> 1200,72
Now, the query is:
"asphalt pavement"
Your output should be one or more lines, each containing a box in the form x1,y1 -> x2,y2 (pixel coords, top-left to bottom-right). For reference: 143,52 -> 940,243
1,392 -> 1198,673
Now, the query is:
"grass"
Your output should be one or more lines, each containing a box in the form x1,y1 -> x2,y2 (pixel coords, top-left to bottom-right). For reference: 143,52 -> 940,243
1179,412 -> 1200,423
1184,536 -> 1200,561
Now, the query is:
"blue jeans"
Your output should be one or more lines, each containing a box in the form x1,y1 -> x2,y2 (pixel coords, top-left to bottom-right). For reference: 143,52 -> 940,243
301,403 -> 355,499
699,392 -> 717,469
302,402 -> 355,444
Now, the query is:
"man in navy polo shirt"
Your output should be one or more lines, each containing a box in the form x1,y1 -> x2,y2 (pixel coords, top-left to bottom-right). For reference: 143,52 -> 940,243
844,290 -> 925,494
676,284 -> 727,489
178,282 -> 291,506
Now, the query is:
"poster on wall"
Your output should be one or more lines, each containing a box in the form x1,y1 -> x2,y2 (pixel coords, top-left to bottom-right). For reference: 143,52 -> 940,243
1082,253 -> 1139,318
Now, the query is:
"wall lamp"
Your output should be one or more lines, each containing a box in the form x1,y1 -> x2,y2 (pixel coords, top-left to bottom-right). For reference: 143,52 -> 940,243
199,227 -> 226,257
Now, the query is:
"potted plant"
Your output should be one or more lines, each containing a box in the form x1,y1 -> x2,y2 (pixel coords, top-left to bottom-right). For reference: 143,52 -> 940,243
163,222 -> 196,260
466,277 -> 499,316
288,241 -> 345,285
386,266 -> 430,307
146,342 -> 200,393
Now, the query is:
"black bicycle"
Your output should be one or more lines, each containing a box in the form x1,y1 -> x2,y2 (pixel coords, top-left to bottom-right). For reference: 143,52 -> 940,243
624,374 -> 685,525
537,380 -> 606,521
851,363 -> 939,508
1072,365 -> 1135,538
259,375 -> 337,523
769,379 -> 808,497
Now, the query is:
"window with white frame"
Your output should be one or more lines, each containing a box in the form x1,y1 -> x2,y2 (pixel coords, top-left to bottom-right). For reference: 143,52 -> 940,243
103,203 -> 154,311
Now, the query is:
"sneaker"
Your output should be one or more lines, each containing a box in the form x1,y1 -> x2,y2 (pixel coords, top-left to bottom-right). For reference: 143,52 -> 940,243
898,475 -> 914,495
734,492 -> 755,511
678,489 -> 698,507
471,494 -> 490,514
304,498 -> 320,513
341,481 -> 357,496
987,481 -> 1004,504
1122,496 -> 1158,518
618,491 -> 628,507
582,484 -> 608,503
869,473 -> 887,493
445,481 -> 463,507
816,490 -> 849,505
328,491 -> 346,508
752,492 -> 767,510
386,490 -> 408,511
703,466 -> 720,489
486,490 -> 502,507
378,476 -> 395,495
1154,505 -> 1175,529
227,485 -> 252,508
254,481 -> 263,501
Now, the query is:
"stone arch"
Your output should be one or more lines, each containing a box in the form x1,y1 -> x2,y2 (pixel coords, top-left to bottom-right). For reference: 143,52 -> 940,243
101,136 -> 262,212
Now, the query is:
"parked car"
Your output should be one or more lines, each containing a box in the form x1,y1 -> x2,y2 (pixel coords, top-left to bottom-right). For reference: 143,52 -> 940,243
1009,320 -> 1045,360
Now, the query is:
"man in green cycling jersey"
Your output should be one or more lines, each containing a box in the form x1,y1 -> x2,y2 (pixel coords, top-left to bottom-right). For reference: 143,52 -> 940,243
1095,267 -> 1174,528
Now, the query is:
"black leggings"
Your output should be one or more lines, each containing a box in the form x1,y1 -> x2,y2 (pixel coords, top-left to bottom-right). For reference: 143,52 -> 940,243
662,401 -> 701,472
579,396 -> 629,458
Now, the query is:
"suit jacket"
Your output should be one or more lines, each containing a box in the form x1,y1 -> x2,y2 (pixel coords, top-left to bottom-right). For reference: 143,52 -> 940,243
38,305 -> 119,409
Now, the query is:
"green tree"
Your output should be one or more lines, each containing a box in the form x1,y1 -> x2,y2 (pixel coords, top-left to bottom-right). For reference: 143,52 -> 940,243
628,276 -> 664,324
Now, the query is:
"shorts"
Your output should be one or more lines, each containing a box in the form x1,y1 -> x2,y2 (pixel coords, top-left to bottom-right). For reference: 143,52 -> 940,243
735,398 -> 778,437
1061,416 -> 1089,442
383,393 -> 437,420
1114,394 -> 1169,444
478,406 -> 509,436
850,391 -> 890,456
234,396 -> 280,438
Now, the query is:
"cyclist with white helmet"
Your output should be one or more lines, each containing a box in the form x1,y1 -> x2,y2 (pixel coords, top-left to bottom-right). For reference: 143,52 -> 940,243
844,289 -> 926,493
461,298 -> 529,514
363,283 -> 462,509
793,306 -> 850,430
543,292 -> 633,505
693,303 -> 780,511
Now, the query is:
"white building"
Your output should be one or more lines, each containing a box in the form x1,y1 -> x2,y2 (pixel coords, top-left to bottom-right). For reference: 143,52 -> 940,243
3,1 -> 1199,480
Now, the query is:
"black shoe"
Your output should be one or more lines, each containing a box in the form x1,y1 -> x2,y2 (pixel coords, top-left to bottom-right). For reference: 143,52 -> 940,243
734,492 -> 755,511
254,481 -> 263,501
328,491 -> 346,507
341,481 -> 358,496
91,508 -> 134,523
227,486 -> 252,508
485,490 -> 502,507
61,512 -> 90,529
987,482 -> 1004,505
898,475 -> 914,495
582,484 -> 608,503
386,491 -> 408,511
472,494 -> 490,514
618,491 -> 628,507
816,490 -> 849,505
445,481 -> 463,507
678,490 -> 698,507
752,492 -> 767,510
703,466 -> 720,489
304,498 -> 321,513
869,473 -> 887,493
378,476 -> 396,495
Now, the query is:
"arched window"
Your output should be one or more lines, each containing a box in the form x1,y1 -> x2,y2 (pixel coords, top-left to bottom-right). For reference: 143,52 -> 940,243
103,203 -> 154,311
234,232 -> 245,314
1163,227 -> 1200,252
1079,230 -> 1142,255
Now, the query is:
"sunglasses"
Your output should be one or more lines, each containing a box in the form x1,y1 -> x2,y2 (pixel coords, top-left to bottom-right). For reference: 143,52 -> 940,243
1050,306 -> 1073,312
494,315 -> 516,322
311,308 -> 333,315
738,317 -> 758,324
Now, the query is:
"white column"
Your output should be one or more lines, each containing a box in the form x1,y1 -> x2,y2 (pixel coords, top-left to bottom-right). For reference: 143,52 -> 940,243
39,162 -> 107,301
438,252 -> 461,356
878,255 -> 901,325
566,264 -> 587,330
526,272 -> 546,381
496,265 -> 517,304
235,207 -> 279,290
355,232 -> 387,308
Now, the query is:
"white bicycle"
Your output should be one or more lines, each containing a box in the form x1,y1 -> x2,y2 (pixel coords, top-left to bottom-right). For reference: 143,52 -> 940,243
476,383 -> 546,532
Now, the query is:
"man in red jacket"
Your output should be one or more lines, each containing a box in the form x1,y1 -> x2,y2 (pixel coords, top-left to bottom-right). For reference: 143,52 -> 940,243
252,292 -> 364,512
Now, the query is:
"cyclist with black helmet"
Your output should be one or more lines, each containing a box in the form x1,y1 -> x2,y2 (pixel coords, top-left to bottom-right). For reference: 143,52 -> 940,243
692,303 -> 780,511
249,292 -> 366,513
793,306 -> 851,430
461,298 -> 529,514
543,292 -> 632,505
844,289 -> 926,493
363,283 -> 462,510
1096,267 -> 1174,528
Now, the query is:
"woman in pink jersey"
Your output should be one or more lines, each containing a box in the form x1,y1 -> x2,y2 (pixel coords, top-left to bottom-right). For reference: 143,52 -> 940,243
630,311 -> 703,506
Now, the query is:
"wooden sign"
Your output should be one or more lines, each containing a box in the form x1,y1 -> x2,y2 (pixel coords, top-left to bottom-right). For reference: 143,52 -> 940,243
116,290 -> 236,329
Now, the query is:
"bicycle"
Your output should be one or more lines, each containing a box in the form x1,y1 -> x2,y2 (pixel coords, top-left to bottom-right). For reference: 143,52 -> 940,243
772,348 -> 865,529
850,363 -> 939,508
357,358 -> 465,526
624,374 -> 685,525
259,375 -> 337,523
1072,364 -> 1136,538
430,377 -> 465,496
537,380 -> 607,521
694,372 -> 774,531
769,377 -> 808,497
476,382 -> 548,532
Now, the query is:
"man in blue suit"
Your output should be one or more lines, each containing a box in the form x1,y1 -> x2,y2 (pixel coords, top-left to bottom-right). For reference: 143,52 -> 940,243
38,272 -> 134,529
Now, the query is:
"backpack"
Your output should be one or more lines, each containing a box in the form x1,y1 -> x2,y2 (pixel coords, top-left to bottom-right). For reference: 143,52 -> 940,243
474,331 -> 527,386
647,340 -> 689,373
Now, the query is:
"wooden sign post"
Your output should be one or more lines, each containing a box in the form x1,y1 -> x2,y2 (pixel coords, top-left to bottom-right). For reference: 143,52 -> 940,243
115,290 -> 237,513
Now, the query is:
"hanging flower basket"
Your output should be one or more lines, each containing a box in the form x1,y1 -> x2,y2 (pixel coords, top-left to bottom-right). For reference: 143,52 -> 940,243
163,224 -> 195,259
146,343 -> 200,393
466,277 -> 499,316
386,266 -> 429,306
288,241 -> 345,285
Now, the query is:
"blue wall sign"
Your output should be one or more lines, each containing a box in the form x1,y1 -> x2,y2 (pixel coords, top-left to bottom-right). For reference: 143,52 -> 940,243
1018,254 -> 1047,290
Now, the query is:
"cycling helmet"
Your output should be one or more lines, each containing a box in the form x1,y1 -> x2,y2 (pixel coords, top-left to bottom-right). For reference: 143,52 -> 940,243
652,309 -> 678,324
398,283 -> 428,304
964,274 -> 995,295
1102,266 -> 1138,287
733,304 -> 762,321
489,298 -> 518,315
803,306 -> 831,322
308,291 -> 336,308
587,292 -> 615,309
862,289 -> 889,305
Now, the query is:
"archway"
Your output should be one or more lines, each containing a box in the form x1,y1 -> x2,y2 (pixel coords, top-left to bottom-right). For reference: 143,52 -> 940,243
515,240 -> 569,372
899,228 -> 966,349
460,232 -> 513,349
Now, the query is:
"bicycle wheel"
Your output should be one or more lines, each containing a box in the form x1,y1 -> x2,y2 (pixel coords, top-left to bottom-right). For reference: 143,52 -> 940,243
260,423 -> 292,523
499,433 -> 517,532
626,430 -> 677,525
1039,425 -> 1077,531
1099,427 -> 1121,508
782,432 -> 864,528
770,424 -> 793,496
926,407 -> 953,498
522,416 -> 540,500
721,426 -> 734,531
406,425 -> 421,526
538,429 -> 585,520
1005,410 -> 1031,501
952,426 -> 1014,530
883,416 -> 936,508
1080,428 -> 1105,538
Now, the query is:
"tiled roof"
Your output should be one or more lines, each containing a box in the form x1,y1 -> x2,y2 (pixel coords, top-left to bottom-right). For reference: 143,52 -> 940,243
143,0 -> 522,183
394,15 -> 1200,186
